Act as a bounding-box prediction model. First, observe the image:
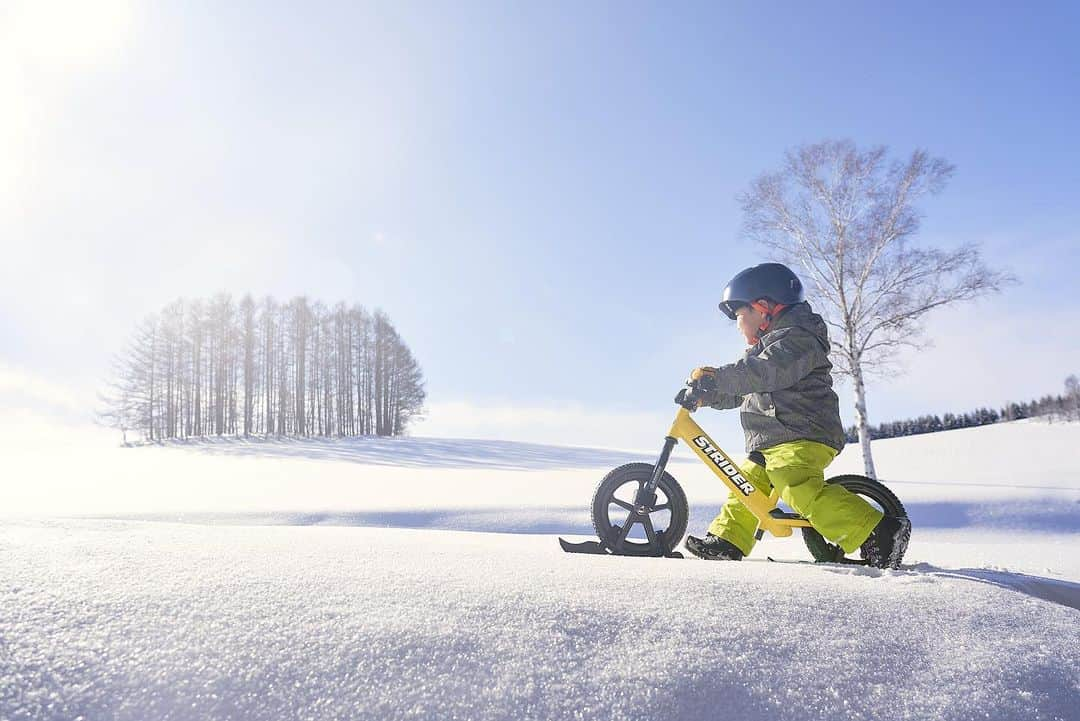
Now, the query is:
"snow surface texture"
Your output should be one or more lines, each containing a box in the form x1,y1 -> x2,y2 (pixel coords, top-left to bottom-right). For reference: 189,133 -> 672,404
2,417 -> 1079,720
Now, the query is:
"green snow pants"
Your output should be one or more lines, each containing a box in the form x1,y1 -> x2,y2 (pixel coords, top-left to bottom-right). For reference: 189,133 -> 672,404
706,440 -> 883,556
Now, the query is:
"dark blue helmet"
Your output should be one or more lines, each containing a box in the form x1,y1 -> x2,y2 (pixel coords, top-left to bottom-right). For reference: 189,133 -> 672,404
719,263 -> 804,319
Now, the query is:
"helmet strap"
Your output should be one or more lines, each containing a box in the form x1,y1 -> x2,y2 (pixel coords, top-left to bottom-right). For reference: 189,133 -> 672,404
748,300 -> 787,344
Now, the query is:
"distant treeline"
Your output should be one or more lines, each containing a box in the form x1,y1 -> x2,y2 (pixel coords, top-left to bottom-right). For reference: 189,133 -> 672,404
844,376 -> 1080,443
99,294 -> 425,442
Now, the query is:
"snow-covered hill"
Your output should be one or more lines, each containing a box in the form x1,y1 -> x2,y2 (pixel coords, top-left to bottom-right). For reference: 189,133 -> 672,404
2,417 -> 1078,720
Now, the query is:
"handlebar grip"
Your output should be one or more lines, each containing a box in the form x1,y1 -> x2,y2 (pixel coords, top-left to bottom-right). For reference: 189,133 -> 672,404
675,387 -> 702,410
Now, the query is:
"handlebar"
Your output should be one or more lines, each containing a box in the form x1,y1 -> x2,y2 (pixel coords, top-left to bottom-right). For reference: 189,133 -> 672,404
674,386 -> 706,410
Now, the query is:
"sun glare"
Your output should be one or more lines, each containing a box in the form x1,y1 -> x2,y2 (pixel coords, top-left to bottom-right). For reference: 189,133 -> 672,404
8,0 -> 135,67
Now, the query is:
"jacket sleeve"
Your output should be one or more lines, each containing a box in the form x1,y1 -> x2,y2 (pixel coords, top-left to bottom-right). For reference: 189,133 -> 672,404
704,392 -> 744,410
712,330 -> 821,395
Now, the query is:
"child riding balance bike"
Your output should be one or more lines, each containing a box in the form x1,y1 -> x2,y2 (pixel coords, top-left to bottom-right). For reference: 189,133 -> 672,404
561,262 -> 911,569
682,262 -> 909,569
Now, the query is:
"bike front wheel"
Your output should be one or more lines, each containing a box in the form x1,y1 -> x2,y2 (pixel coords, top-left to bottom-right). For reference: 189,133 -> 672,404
591,463 -> 689,556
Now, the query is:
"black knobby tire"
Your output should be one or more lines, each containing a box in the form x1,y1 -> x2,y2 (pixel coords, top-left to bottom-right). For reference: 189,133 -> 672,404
590,463 -> 689,556
801,474 -> 908,563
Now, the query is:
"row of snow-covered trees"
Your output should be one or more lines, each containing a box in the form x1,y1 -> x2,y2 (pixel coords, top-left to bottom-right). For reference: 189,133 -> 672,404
99,294 -> 425,441
844,375 -> 1080,443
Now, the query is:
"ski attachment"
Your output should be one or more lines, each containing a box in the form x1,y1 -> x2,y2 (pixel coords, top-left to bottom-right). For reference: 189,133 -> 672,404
558,537 -> 684,558
766,556 -> 871,566
558,538 -> 610,555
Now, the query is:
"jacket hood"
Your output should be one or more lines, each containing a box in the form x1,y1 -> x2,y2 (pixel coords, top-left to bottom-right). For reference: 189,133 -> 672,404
768,302 -> 831,353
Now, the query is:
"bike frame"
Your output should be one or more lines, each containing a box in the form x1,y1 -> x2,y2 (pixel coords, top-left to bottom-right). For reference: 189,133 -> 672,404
635,406 -> 812,539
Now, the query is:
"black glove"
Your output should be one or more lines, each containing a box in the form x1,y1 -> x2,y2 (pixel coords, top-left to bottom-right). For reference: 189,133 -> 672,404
676,367 -> 721,411
675,386 -> 707,411
687,366 -> 719,393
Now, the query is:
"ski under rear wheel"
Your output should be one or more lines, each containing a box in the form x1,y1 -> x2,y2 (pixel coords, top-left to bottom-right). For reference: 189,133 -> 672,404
800,474 -> 908,563
591,463 -> 689,557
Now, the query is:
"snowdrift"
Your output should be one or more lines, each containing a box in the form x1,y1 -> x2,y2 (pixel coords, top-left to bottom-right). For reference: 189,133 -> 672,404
1,418 -> 1078,720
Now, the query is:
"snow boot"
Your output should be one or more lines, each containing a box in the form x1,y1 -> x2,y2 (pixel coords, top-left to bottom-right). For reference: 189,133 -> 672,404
685,534 -> 744,561
860,515 -> 911,569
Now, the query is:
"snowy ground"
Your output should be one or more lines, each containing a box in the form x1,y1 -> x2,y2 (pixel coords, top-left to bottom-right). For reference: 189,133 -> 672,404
2,415 -> 1079,720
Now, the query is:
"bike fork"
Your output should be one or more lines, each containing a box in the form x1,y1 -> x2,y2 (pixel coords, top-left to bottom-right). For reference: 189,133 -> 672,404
634,436 -> 677,508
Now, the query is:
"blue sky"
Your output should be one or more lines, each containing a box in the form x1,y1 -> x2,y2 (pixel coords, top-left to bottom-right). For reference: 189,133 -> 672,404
2,1 -> 1078,448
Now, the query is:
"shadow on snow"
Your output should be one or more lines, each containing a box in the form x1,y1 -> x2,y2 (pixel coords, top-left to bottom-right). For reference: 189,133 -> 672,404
137,435 -> 669,471
818,563 -> 1080,612
99,497 -> 1078,536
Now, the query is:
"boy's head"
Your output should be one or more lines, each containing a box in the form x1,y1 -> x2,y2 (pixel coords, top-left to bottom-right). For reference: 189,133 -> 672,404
734,303 -> 773,345
719,263 -> 805,344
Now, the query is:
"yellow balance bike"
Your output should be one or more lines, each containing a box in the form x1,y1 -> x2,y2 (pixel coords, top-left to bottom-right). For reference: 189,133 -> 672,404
559,384 -> 907,562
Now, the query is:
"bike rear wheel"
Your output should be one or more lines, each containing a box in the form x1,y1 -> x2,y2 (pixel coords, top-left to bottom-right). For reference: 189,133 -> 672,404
591,463 -> 689,556
801,474 -> 908,563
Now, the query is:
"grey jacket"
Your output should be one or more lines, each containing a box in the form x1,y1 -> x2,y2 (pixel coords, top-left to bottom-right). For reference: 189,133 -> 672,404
704,302 -> 846,453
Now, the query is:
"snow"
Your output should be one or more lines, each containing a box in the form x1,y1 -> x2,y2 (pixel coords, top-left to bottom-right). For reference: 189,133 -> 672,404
1,415 -> 1079,720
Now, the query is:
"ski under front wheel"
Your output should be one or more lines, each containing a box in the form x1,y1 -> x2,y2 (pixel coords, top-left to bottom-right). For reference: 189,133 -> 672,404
590,463 -> 689,557
801,474 -> 908,563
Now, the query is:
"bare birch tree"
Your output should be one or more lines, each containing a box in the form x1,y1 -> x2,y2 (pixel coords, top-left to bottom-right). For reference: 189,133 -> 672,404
240,294 -> 257,436
98,313 -> 159,440
1066,374 -> 1080,421
740,140 -> 1014,478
